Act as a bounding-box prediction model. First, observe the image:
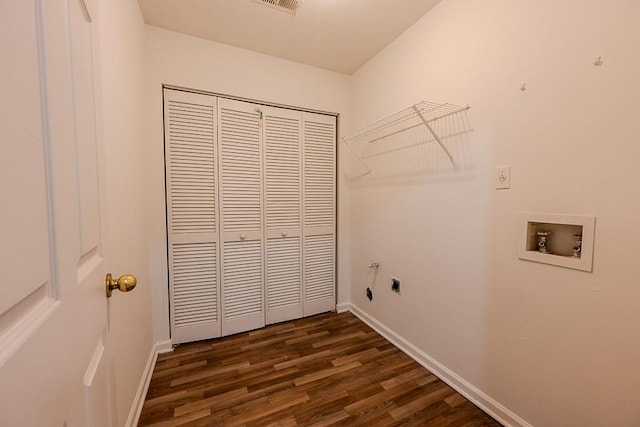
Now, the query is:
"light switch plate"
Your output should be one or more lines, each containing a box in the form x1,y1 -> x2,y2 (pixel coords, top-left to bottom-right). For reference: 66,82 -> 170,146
496,165 -> 511,189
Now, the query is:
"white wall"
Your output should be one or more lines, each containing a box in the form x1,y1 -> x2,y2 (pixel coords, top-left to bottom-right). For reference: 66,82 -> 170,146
349,0 -> 640,425
144,26 -> 352,344
97,1 -> 153,425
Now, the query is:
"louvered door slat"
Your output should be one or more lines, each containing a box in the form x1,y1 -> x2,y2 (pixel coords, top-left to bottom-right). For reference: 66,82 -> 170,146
263,106 -> 303,324
218,98 -> 264,335
302,112 -> 336,316
165,89 -> 221,344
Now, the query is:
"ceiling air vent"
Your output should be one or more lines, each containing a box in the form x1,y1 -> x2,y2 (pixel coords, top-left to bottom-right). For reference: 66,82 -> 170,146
254,0 -> 301,14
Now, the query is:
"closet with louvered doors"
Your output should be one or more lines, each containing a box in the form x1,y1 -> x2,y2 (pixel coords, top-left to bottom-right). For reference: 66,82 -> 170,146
164,88 -> 336,345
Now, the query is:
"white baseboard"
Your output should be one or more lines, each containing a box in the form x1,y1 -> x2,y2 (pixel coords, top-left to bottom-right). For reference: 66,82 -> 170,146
155,339 -> 174,354
125,341 -> 173,427
348,303 -> 530,427
336,302 -> 350,313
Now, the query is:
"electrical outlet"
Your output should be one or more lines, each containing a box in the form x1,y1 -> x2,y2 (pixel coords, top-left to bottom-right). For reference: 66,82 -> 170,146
496,165 -> 511,189
366,287 -> 373,301
391,277 -> 400,293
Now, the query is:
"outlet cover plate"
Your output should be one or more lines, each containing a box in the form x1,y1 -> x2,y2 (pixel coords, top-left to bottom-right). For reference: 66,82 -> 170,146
391,277 -> 400,293
496,165 -> 511,189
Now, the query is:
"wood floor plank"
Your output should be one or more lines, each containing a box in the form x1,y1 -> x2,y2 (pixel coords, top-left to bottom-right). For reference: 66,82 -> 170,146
173,387 -> 248,417
444,392 -> 469,408
330,347 -> 379,366
273,349 -> 333,370
311,331 -> 367,348
148,408 -> 212,427
285,330 -> 331,346
139,312 -> 500,426
389,383 -> 456,421
380,367 -> 433,390
169,361 -> 250,388
151,361 -> 208,381
225,390 -> 310,426
261,415 -> 299,427
344,379 -> 421,415
305,410 -> 350,426
293,361 -> 361,387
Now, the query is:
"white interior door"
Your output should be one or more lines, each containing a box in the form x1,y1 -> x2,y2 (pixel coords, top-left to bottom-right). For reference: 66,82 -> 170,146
0,0 -> 114,425
218,98 -> 266,336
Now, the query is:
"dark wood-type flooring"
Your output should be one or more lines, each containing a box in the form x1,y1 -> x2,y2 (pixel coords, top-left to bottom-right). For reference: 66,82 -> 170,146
139,312 -> 500,426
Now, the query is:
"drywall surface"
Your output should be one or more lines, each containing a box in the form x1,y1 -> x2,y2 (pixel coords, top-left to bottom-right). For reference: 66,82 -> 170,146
97,0 -> 153,425
145,26 -> 352,343
349,0 -> 640,425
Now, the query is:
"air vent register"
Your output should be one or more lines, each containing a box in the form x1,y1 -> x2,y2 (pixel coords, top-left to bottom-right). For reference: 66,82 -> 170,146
254,0 -> 301,14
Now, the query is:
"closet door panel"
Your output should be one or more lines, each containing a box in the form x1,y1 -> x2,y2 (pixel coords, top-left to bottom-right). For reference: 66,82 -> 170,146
164,88 -> 221,344
218,98 -> 264,335
263,107 -> 302,324
302,112 -> 336,316
266,237 -> 301,323
170,240 -> 219,343
303,234 -> 334,314
221,239 -> 263,335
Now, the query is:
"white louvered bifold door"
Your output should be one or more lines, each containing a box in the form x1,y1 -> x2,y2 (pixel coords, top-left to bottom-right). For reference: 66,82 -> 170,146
302,112 -> 336,316
164,89 -> 221,344
263,106 -> 303,324
218,98 -> 265,336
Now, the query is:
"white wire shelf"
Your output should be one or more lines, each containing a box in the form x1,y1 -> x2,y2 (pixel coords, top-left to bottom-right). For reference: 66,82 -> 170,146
341,101 -> 471,180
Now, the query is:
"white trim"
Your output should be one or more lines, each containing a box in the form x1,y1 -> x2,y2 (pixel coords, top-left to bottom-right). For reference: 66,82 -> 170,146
335,302 -> 350,313
348,303 -> 531,427
163,84 -> 339,117
156,339 -> 174,354
125,341 -> 173,427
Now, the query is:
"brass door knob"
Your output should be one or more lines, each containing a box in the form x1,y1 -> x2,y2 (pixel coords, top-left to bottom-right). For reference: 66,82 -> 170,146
106,273 -> 137,297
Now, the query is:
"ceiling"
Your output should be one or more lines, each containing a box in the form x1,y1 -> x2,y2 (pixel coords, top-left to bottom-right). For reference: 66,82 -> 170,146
138,0 -> 442,75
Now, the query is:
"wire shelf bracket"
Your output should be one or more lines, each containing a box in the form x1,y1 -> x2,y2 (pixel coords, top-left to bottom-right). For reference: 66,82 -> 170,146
341,101 -> 470,180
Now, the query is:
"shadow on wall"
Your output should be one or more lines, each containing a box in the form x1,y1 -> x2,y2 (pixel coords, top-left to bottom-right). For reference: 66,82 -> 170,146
341,102 -> 475,187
